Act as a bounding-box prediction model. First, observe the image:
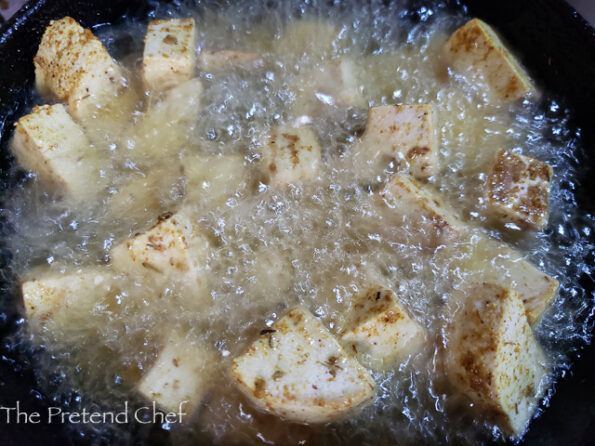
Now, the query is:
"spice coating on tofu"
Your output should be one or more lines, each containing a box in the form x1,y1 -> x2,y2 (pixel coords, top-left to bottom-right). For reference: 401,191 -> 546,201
341,287 -> 426,371
486,150 -> 553,230
447,283 -> 547,435
34,17 -> 123,119
360,104 -> 438,180
444,18 -> 535,102
110,210 -> 209,291
261,126 -> 322,186
231,306 -> 376,423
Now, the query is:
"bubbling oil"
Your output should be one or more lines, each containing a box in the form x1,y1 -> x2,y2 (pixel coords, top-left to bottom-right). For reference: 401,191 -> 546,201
1,1 -> 594,445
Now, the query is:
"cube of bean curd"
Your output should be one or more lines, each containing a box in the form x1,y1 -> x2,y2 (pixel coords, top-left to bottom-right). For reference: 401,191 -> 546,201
109,210 -> 210,304
231,306 -> 376,423
137,331 -> 214,415
485,149 -> 553,231
340,287 -> 426,371
260,126 -> 322,187
446,283 -> 547,436
11,104 -> 103,202
444,18 -> 536,103
142,18 -> 198,92
34,17 -> 125,120
359,104 -> 439,180
21,268 -> 115,330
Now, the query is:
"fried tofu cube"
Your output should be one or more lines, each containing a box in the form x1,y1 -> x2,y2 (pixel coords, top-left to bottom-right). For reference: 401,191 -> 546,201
447,283 -> 547,436
444,18 -> 536,103
485,150 -> 553,231
199,50 -> 263,72
110,210 -> 210,293
34,17 -> 124,120
486,239 -> 559,325
21,268 -> 115,328
380,174 -> 467,248
11,104 -> 102,201
137,332 -> 214,414
443,236 -> 559,326
261,126 -> 322,187
142,18 -> 197,91
360,104 -> 438,180
231,306 -> 376,423
183,154 -> 248,207
341,288 -> 425,371
509,257 -> 559,326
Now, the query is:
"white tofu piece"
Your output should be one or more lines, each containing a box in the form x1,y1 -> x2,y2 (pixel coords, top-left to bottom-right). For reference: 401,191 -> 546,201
34,17 -> 124,120
137,332 -> 214,414
129,78 -> 203,160
260,126 -> 322,187
379,174 -> 467,248
360,104 -> 438,180
110,210 -> 210,294
183,154 -> 248,206
444,18 -> 536,103
341,287 -> 426,371
231,306 -> 376,423
11,104 -> 102,202
485,149 -> 553,231
21,268 -> 114,328
447,283 -> 547,436
142,18 -> 197,91
199,50 -> 263,72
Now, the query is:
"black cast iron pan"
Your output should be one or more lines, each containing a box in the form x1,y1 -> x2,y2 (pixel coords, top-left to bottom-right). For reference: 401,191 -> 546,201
1,0 -> 594,445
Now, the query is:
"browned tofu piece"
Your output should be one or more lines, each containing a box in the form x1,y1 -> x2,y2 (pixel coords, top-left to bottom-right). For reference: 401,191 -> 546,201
380,174 -> 467,248
231,306 -> 376,423
109,210 -> 210,302
260,125 -> 322,187
34,17 -> 124,120
485,149 -> 553,231
360,105 -> 438,180
444,18 -> 536,102
340,287 -> 426,371
447,283 -> 547,436
142,18 -> 197,91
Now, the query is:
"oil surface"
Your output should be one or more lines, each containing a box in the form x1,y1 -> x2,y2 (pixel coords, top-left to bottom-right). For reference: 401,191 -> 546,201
1,1 -> 594,445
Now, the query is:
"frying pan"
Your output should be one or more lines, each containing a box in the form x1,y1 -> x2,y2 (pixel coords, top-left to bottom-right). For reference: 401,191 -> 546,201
1,0 -> 594,444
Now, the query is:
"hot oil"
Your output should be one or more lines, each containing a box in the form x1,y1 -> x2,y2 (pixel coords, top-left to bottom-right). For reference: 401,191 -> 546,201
0,0 -> 594,444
